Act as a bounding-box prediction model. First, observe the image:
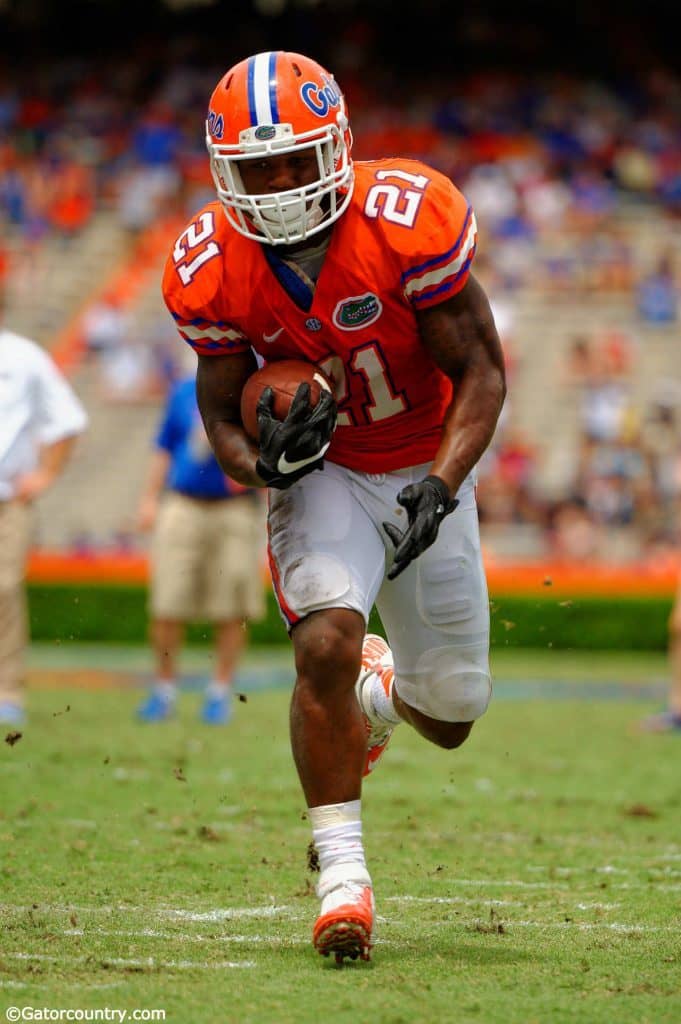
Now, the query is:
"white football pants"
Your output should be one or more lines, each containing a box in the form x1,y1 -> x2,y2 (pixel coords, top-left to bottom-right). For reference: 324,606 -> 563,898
267,462 -> 491,722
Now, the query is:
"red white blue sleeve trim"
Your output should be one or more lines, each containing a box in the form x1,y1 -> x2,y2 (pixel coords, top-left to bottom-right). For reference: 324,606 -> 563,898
172,314 -> 250,356
401,207 -> 477,307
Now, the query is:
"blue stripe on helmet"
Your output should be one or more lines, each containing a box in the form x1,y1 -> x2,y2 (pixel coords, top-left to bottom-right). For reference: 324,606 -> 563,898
247,56 -> 258,125
268,51 -> 279,123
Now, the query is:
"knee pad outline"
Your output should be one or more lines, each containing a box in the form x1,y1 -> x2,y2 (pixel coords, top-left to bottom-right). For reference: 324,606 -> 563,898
398,643 -> 492,723
283,553 -> 352,618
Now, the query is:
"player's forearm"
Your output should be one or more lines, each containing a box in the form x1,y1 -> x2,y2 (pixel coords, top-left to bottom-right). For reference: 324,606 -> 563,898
196,352 -> 263,485
430,366 -> 506,497
207,420 -> 265,488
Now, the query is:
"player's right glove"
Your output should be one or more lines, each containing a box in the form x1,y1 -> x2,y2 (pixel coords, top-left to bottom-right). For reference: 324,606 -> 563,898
383,475 -> 459,580
255,383 -> 338,489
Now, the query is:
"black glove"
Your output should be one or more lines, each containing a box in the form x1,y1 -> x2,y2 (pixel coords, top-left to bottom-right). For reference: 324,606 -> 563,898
383,475 -> 459,580
255,382 -> 337,490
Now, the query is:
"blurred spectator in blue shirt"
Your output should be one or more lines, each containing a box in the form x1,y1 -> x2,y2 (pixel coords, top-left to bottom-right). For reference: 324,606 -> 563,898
135,370 -> 266,725
636,249 -> 678,325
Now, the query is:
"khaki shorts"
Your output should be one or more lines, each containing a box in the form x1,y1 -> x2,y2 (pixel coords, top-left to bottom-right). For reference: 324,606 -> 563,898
0,500 -> 33,703
150,492 -> 267,622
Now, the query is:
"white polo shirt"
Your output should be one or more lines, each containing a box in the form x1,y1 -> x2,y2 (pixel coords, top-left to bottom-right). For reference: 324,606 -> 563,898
0,330 -> 88,500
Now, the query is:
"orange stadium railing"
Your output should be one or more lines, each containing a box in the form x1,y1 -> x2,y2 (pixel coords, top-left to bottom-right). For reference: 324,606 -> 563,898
26,549 -> 680,597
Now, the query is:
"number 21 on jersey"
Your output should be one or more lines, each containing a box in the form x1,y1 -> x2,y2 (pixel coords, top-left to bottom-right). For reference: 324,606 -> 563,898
320,344 -> 407,427
173,211 -> 221,285
365,169 -> 430,228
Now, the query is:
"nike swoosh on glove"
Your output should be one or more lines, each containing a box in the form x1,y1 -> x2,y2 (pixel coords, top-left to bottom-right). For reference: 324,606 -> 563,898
383,475 -> 459,580
255,382 -> 337,489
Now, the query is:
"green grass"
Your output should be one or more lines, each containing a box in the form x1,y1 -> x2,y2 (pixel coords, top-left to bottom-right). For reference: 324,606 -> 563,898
1,649 -> 680,1024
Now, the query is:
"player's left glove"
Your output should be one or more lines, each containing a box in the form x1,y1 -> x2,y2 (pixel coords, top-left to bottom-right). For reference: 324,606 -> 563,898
255,383 -> 337,490
383,475 -> 459,580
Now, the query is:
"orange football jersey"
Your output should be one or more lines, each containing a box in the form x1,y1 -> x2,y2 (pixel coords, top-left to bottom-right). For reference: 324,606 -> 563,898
163,158 -> 477,473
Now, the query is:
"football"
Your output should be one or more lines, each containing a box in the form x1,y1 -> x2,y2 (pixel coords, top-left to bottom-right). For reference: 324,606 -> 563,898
240,359 -> 335,442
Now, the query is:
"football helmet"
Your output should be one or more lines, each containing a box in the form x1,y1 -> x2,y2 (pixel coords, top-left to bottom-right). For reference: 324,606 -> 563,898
206,51 -> 354,245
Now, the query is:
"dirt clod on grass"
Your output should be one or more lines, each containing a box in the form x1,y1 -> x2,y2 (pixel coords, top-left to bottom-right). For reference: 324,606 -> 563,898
623,802 -> 658,818
306,841 -> 320,872
197,825 -> 221,841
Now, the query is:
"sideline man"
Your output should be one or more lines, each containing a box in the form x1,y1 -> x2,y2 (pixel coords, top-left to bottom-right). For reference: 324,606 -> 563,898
0,309 -> 88,724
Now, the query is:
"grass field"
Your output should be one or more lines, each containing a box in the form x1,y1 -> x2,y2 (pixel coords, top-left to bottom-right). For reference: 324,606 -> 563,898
1,644 -> 680,1023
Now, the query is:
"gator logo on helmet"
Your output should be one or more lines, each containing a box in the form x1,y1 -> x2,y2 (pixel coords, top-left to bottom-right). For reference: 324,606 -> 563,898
300,74 -> 341,118
332,293 -> 383,331
254,125 -> 277,140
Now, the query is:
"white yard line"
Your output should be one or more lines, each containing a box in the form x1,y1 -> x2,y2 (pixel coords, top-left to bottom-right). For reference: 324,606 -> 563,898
0,903 -> 294,918
386,895 -> 622,910
386,895 -> 519,907
6,952 -> 255,969
0,980 -> 47,989
161,906 -> 294,922
61,928 -> 308,944
1,875 -> 679,930
0,979 -> 125,991
55,928 -> 393,947
424,919 -> 679,933
410,878 -> 681,891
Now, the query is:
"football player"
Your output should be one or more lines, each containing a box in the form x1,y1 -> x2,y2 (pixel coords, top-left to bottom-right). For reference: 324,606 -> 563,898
163,50 -> 506,963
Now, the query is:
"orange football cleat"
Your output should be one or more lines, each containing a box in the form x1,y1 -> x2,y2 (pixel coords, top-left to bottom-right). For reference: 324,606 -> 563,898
313,866 -> 374,964
355,633 -> 395,777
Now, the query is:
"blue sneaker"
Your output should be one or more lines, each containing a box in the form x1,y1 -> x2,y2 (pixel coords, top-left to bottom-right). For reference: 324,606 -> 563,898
639,709 -> 681,733
201,689 -> 232,725
0,702 -> 25,726
136,690 -> 176,722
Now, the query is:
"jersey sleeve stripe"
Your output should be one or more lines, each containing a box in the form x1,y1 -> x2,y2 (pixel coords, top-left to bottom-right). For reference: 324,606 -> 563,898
400,206 -> 476,285
170,312 -> 249,354
403,213 -> 477,303
178,323 -> 246,343
183,337 -> 251,356
171,312 -> 243,330
408,248 -> 476,306
171,312 -> 248,343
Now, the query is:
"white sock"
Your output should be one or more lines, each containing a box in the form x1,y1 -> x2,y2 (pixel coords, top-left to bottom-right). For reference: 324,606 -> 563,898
309,800 -> 366,875
367,670 -> 401,725
154,681 -> 176,701
205,681 -> 231,698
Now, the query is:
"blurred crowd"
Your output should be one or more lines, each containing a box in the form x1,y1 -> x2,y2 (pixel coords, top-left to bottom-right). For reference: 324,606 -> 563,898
0,20 -> 679,561
477,326 -> 681,562
2,27 -> 680,271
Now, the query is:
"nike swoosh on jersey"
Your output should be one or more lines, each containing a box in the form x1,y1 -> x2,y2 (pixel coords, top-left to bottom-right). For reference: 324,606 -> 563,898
277,440 -> 331,475
263,327 -> 285,344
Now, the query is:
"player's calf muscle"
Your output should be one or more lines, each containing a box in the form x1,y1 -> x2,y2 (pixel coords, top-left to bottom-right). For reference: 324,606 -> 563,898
397,705 -> 475,748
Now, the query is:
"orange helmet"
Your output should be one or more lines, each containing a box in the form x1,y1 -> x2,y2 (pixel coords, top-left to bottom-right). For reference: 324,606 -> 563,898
206,51 -> 354,245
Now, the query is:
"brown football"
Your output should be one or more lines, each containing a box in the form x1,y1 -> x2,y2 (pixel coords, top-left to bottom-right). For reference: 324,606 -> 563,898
240,359 -> 334,442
